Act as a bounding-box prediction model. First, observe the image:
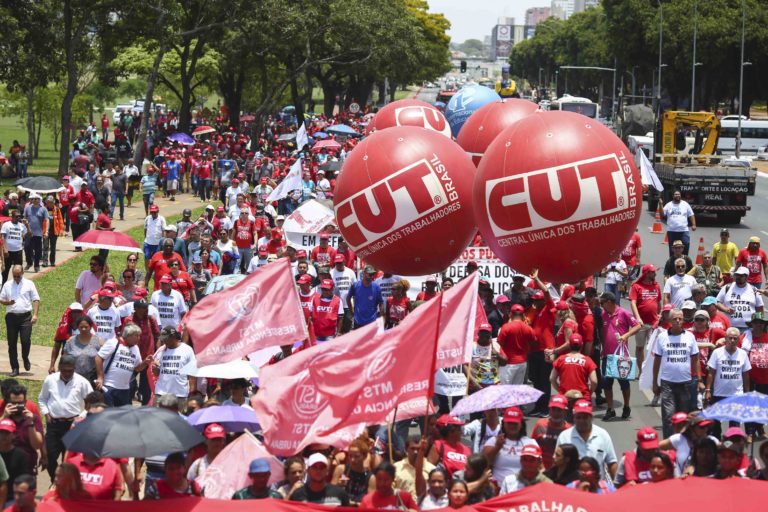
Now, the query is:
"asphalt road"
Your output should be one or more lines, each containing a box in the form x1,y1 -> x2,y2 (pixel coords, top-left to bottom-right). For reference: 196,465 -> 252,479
417,86 -> 768,455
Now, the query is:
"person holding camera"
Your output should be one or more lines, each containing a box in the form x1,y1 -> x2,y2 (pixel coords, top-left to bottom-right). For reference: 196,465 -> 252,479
602,259 -> 628,306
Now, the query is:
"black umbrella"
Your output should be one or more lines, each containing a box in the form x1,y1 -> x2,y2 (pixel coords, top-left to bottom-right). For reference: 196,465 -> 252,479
63,406 -> 204,458
13,176 -> 64,194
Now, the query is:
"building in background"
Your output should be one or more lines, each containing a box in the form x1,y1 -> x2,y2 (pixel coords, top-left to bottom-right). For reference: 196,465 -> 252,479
551,0 -> 598,20
490,17 -> 515,60
525,7 -> 551,26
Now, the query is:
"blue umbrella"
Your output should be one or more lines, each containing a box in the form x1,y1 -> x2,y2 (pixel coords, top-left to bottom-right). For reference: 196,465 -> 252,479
187,405 -> 261,433
313,131 -> 329,139
168,132 -> 195,145
701,392 -> 768,423
326,124 -> 360,137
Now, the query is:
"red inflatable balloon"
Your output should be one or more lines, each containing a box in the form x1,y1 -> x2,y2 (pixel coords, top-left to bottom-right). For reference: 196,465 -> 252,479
335,126 -> 476,275
457,99 -> 539,165
473,111 -> 642,283
367,99 -> 451,138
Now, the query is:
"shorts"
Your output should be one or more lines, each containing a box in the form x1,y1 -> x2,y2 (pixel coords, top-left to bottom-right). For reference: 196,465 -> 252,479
167,179 -> 179,191
601,357 -> 630,391
635,324 -> 653,351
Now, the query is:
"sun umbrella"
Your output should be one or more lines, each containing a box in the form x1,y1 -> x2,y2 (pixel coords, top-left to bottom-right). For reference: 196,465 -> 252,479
313,131 -> 328,139
204,274 -> 246,296
179,359 -> 259,380
278,132 -> 297,142
240,114 -> 255,122
187,405 -> 260,433
13,176 -> 63,194
73,230 -> 140,252
63,406 -> 204,458
168,132 -> 195,145
192,125 -> 216,136
701,391 -> 768,424
326,124 -> 360,137
449,385 -> 544,417
312,139 -> 342,151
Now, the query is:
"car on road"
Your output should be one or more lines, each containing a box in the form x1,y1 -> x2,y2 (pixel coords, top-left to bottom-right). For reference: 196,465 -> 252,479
757,145 -> 768,161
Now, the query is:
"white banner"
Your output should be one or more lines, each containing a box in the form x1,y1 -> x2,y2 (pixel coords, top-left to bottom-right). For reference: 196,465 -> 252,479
283,199 -> 339,250
434,365 -> 468,397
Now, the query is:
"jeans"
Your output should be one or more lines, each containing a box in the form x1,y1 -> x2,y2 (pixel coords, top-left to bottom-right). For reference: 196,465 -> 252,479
239,247 -> 253,273
143,193 -> 154,214
42,235 -> 58,265
667,231 -> 690,256
17,162 -> 27,178
660,379 -> 693,438
24,236 -> 42,268
61,205 -> 71,232
191,175 -> 199,196
6,312 -> 32,371
200,179 -> 212,202
604,282 -> 621,305
103,386 -> 132,407
45,419 -> 74,479
131,368 -> 152,406
143,243 -> 158,262
528,351 -> 552,413
111,192 -> 125,219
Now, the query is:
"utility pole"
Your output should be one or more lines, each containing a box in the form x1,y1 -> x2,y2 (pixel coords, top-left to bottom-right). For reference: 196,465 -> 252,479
691,0 -> 698,111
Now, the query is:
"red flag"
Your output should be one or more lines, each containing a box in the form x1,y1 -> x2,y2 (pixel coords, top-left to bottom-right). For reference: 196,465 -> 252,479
435,273 -> 482,368
251,322 -> 380,456
186,258 -> 308,366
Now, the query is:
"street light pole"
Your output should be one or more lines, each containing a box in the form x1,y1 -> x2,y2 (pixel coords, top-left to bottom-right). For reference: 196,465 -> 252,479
555,70 -> 559,98
691,0 -> 698,111
657,0 -> 663,106
736,0 -> 747,158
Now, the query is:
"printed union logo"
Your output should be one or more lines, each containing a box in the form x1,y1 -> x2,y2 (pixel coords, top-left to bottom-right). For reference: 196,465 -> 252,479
366,345 -> 397,381
227,284 -> 261,320
394,106 -> 451,138
292,371 -> 327,418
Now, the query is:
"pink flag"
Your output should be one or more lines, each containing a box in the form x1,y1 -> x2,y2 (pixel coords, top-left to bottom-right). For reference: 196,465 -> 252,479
197,432 -> 284,499
435,273 -> 481,368
186,258 -> 308,366
251,322 -> 380,456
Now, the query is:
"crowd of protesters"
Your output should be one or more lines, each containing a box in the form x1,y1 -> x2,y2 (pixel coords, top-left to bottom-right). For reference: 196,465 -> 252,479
0,105 -> 765,509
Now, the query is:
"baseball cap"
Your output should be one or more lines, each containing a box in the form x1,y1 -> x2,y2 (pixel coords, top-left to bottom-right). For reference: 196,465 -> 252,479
297,274 -> 313,285
548,394 -> 568,410
62,175 -> 70,181
258,246 -> 268,257
426,276 -> 438,284
520,444 -> 542,459
248,458 -> 271,474
734,266 -> 750,276
295,250 -> 307,259
204,423 -> 226,439
512,273 -> 526,281
479,278 -> 490,287
363,265 -> 376,274
333,254 -> 345,264
701,296 -> 717,306
192,254 -> 202,264
642,263 -> 658,273
569,333 -> 583,347
320,279 -> 334,290
749,236 -> 761,244
724,426 -> 747,439
555,301 -> 570,311
98,288 -> 116,299
671,412 -> 689,425
720,228 -> 730,236
662,304 -> 675,312
271,228 -> 282,239
636,426 -> 659,450
532,291 -> 545,300
718,440 -> 743,454
159,274 -> 173,284
276,215 -> 285,221
690,414 -> 714,427
0,419 -> 16,433
319,233 -> 330,240
502,406 -> 523,424
672,240 -> 684,247
68,302 -> 84,312
572,399 -> 593,415
511,304 -> 525,314
694,310 -> 709,319
494,295 -> 510,304
478,323 -> 492,333
149,204 -> 159,213
164,224 -> 178,232
239,208 -> 250,214
232,178 -> 240,184
307,453 -> 329,467
436,414 -> 464,427
134,299 -> 149,309
216,206 -> 225,212
681,300 -> 697,310
132,288 -> 149,300
205,204 -> 215,211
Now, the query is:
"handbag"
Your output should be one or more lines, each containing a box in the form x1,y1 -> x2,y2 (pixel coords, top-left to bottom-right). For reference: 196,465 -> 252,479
605,340 -> 637,380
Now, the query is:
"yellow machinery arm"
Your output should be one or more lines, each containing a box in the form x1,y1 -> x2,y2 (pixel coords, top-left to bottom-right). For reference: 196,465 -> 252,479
660,111 -> 721,163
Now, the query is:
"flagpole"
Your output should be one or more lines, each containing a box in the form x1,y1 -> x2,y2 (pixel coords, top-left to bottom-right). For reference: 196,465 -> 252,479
423,293 -> 445,434
388,405 -> 398,462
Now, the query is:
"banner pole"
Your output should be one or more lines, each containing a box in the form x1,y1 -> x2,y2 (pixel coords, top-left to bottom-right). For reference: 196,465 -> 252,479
423,294 -> 445,434
388,405 -> 398,462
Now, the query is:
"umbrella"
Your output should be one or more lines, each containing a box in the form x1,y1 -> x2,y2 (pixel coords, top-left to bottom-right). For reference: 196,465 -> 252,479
73,230 -> 140,252
180,359 -> 259,380
312,139 -> 342,151
63,406 -> 204,458
326,124 -> 360,137
449,385 -> 543,417
240,114 -> 255,122
168,132 -> 195,145
278,132 -> 297,142
313,131 -> 328,139
13,176 -> 63,194
192,125 -> 216,136
701,391 -> 768,423
204,274 -> 247,295
187,405 -> 260,433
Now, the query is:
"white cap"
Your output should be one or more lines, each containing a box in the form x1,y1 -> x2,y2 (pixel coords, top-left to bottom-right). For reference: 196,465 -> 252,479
276,215 -> 285,221
734,266 -> 750,276
205,204 -> 215,211
68,302 -> 84,311
694,309 -> 710,319
164,224 -> 177,232
307,453 -> 328,467
681,300 -> 697,310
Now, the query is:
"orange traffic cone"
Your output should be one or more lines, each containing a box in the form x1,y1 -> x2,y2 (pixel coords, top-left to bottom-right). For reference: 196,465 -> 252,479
662,232 -> 668,245
650,204 -> 664,234
695,236 -> 705,265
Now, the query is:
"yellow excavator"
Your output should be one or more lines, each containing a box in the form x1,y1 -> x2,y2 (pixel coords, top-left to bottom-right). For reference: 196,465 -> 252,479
647,111 -> 757,224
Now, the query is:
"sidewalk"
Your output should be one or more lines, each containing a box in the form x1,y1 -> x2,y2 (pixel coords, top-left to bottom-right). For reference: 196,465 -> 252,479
1,190 -> 206,381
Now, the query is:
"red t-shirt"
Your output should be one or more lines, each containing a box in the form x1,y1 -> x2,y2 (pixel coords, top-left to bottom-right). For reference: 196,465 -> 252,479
58,185 -> 76,207
298,291 -> 314,321
736,248 -> 768,284
69,453 -> 123,500
553,353 -> 597,399
497,320 -> 537,364
709,312 -> 731,332
688,327 -> 726,377
360,490 -> 418,510
311,245 -> 337,266
743,331 -> 768,385
432,439 -> 471,478
629,280 -> 662,326
530,298 -> 556,351
555,319 -> 579,349
575,311 -> 595,345
621,232 -> 642,266
170,272 -> 194,302
532,418 -> 572,469
416,290 -> 438,301
311,295 -> 341,337
96,212 -> 111,230
78,189 -> 95,208
233,219 -> 256,249
386,295 -> 410,325
148,252 -> 186,290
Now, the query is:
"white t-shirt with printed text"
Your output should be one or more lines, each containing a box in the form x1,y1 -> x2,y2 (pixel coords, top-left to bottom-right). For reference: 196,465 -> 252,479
653,329 -> 698,382
707,346 -> 751,397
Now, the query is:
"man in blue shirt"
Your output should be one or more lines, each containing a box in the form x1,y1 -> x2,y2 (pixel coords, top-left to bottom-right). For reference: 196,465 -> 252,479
166,156 -> 181,202
346,265 -> 384,328
23,195 -> 50,272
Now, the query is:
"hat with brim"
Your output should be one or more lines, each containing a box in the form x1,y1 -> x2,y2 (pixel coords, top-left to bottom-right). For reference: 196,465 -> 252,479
748,311 -> 768,325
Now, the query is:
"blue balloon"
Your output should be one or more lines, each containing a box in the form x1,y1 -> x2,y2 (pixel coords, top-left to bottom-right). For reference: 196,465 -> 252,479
444,85 -> 501,138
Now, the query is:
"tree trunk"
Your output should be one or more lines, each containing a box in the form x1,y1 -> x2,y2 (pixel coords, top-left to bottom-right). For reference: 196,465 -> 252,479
134,42 -> 167,165
26,88 -> 35,165
35,113 -> 42,159
322,83 -> 337,118
289,75 -> 304,130
58,0 -> 78,176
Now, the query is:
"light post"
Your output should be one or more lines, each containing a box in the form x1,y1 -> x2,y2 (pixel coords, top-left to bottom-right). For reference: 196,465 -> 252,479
555,70 -> 559,98
736,0 -> 749,158
657,0 -> 663,106
691,62 -> 703,111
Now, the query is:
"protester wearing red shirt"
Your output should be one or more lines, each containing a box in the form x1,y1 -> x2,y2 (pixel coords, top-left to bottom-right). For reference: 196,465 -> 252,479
311,233 -> 337,267
736,237 -> 768,287
77,187 -> 95,210
527,271 -> 556,417
497,305 -> 537,387
266,228 -> 286,255
621,230 -> 642,275
69,452 -> 123,500
233,209 -> 257,272
169,263 -> 196,305
310,280 -> 343,341
416,277 -> 439,301
569,295 -> 595,356
147,240 -> 186,290
297,274 -> 315,323
360,463 -> 418,511
336,239 -> 357,270
550,333 -> 598,400
629,264 -> 662,371
531,395 -> 572,469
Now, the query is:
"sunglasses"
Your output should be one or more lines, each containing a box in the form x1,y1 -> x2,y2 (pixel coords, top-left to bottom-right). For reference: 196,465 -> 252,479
128,258 -> 137,262
170,263 -> 180,267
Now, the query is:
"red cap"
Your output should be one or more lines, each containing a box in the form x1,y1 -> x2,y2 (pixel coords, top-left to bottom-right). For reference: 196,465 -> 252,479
203,423 -> 226,439
569,333 -> 583,347
97,288 -> 116,299
103,280 -> 117,290
0,419 -> 16,433
159,274 -> 173,284
502,406 -> 523,424
724,426 -> 747,439
478,323 -> 492,333
149,204 -> 159,212
520,444 -> 542,459
295,250 -> 307,259
548,394 -> 568,410
671,412 -> 689,425
495,295 -> 510,304
333,254 -> 345,263
436,414 -> 463,427
297,274 -> 313,285
555,300 -> 570,311
132,288 -> 149,299
271,228 -> 282,239
319,233 -> 330,240
511,304 -> 525,314
320,279 -> 334,290
216,206 -> 225,212
662,304 -> 674,312
572,399 -> 593,415
636,426 -> 660,450
466,260 -> 478,268
258,245 -> 268,256
532,291 -> 545,300
232,178 -> 240,184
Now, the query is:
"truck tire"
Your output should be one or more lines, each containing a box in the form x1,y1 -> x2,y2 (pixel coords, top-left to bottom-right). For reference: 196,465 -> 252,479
717,213 -> 742,225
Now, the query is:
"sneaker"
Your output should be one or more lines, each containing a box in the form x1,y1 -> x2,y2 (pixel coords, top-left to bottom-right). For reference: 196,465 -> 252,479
34,267 -> 40,273
622,406 -> 631,419
602,409 -> 616,422
650,394 -> 660,407
595,396 -> 607,406
24,264 -> 32,270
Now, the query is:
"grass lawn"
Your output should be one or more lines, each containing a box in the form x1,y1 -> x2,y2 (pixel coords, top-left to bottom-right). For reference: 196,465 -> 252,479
33,207 -> 204,347
16,378 -> 43,407
309,86 -> 417,107
0,116 -> 59,174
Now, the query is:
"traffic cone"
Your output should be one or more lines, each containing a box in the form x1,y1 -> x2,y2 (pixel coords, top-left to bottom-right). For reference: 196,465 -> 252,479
649,204 -> 664,234
695,237 -> 705,265
662,232 -> 668,245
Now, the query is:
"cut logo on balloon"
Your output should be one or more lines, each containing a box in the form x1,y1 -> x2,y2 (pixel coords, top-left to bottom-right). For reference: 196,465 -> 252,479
394,106 -> 451,137
484,151 -> 637,245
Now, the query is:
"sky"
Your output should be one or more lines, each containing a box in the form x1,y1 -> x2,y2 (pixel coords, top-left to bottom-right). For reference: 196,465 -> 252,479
427,0 -> 550,43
